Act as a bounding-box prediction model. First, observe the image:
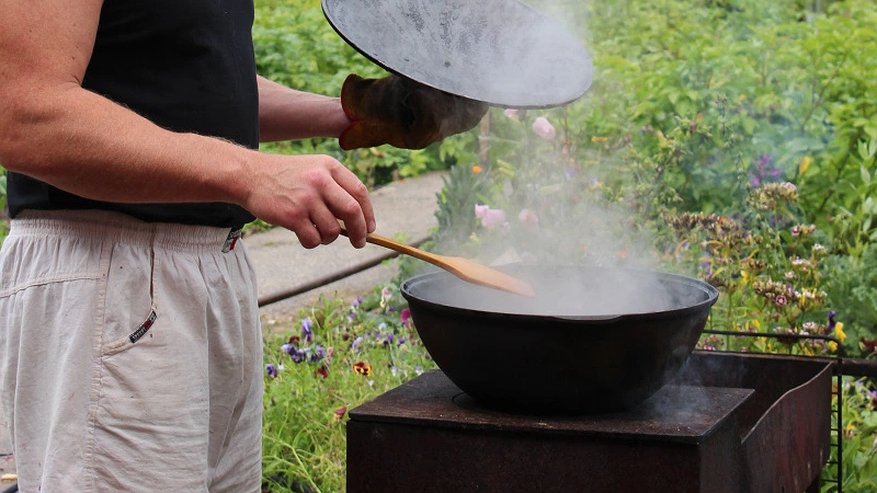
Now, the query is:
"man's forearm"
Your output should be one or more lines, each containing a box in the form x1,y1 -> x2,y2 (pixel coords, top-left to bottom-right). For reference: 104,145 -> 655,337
257,76 -> 351,142
0,83 -> 253,206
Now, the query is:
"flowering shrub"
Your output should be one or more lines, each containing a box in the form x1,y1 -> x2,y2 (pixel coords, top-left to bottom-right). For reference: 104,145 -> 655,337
664,193 -> 842,356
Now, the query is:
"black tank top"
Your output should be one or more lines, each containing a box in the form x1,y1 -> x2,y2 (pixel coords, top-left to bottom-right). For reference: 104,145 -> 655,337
7,0 -> 259,229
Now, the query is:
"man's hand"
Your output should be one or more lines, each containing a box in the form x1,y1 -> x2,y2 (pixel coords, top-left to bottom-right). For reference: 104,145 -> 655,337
242,153 -> 375,249
339,74 -> 488,150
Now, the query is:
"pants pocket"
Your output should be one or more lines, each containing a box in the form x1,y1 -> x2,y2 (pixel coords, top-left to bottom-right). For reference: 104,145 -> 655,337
99,243 -> 157,356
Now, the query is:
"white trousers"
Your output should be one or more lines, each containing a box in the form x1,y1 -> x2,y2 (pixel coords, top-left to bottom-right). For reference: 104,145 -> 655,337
0,210 -> 263,492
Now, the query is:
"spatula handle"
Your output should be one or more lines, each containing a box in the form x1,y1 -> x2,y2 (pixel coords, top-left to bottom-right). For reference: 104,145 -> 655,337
338,227 -> 447,268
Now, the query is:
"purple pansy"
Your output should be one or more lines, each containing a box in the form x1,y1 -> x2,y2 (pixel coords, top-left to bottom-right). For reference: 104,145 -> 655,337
290,349 -> 307,364
311,345 -> 326,363
302,318 -> 313,343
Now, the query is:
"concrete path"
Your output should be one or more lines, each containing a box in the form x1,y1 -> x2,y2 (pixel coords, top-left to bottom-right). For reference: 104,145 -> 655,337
0,171 -> 446,482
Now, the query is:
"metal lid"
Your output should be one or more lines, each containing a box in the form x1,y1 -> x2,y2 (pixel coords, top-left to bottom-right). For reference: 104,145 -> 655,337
322,0 -> 593,108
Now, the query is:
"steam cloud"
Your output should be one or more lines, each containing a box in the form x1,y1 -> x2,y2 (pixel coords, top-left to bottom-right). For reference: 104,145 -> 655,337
421,0 -> 704,318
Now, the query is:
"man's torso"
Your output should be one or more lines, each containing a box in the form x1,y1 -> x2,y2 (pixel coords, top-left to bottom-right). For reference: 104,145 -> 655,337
7,0 -> 260,229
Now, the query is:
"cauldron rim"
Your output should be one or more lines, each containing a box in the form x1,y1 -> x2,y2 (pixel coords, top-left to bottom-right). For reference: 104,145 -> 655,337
401,265 -> 719,322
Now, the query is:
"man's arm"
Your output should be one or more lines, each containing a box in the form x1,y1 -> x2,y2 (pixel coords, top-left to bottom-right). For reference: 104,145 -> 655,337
0,0 -> 374,249
258,76 -> 351,142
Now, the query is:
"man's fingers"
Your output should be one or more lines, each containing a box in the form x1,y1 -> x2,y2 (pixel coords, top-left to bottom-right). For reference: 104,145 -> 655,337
309,205 -> 341,245
323,183 -> 368,248
292,220 -> 322,249
330,164 -> 375,233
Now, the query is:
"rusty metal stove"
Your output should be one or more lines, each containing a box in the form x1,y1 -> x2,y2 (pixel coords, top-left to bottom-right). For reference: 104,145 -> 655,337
347,352 -> 833,493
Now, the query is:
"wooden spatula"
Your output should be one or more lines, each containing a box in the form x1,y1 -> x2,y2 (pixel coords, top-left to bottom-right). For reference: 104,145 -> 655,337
341,228 -> 535,297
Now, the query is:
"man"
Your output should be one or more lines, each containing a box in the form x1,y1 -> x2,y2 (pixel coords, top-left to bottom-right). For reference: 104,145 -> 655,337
0,0 -> 485,490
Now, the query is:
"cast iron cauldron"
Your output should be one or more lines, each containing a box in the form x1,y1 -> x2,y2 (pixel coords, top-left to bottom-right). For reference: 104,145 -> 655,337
401,265 -> 719,414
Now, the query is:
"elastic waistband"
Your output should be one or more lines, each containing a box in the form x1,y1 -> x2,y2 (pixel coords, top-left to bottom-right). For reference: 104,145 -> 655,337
8,210 -> 241,254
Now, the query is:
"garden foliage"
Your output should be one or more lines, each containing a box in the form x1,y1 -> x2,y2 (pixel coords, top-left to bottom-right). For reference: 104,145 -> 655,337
435,0 -> 877,358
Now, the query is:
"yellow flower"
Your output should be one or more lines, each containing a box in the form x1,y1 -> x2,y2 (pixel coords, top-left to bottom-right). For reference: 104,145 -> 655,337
835,322 -> 846,343
750,319 -> 762,331
471,164 -> 483,174
591,136 -> 608,143
740,270 -> 750,285
799,156 -> 812,175
352,361 -> 372,376
827,341 -> 838,353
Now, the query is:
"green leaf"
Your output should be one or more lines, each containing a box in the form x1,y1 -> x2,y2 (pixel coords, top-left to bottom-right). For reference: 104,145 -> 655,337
859,140 -> 877,161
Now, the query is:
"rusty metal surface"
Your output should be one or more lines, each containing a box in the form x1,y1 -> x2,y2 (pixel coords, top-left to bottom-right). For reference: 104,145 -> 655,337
677,352 -> 833,492
350,370 -> 752,443
348,418 -> 743,493
348,353 -> 834,493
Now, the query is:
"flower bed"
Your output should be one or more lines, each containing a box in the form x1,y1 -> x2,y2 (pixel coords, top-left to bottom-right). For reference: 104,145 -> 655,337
261,286 -> 434,492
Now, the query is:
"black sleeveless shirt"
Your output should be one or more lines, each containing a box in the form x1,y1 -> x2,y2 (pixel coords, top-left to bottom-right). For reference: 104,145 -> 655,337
7,0 -> 259,229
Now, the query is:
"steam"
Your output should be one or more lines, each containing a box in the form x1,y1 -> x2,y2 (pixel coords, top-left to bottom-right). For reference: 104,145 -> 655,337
410,266 -> 708,318
423,1 -> 695,318
429,140 -> 676,317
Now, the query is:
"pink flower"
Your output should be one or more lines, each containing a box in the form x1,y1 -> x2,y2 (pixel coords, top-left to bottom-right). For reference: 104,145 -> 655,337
503,108 -> 521,120
400,307 -> 412,327
475,204 -> 507,229
532,117 -> 556,141
518,208 -> 539,226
